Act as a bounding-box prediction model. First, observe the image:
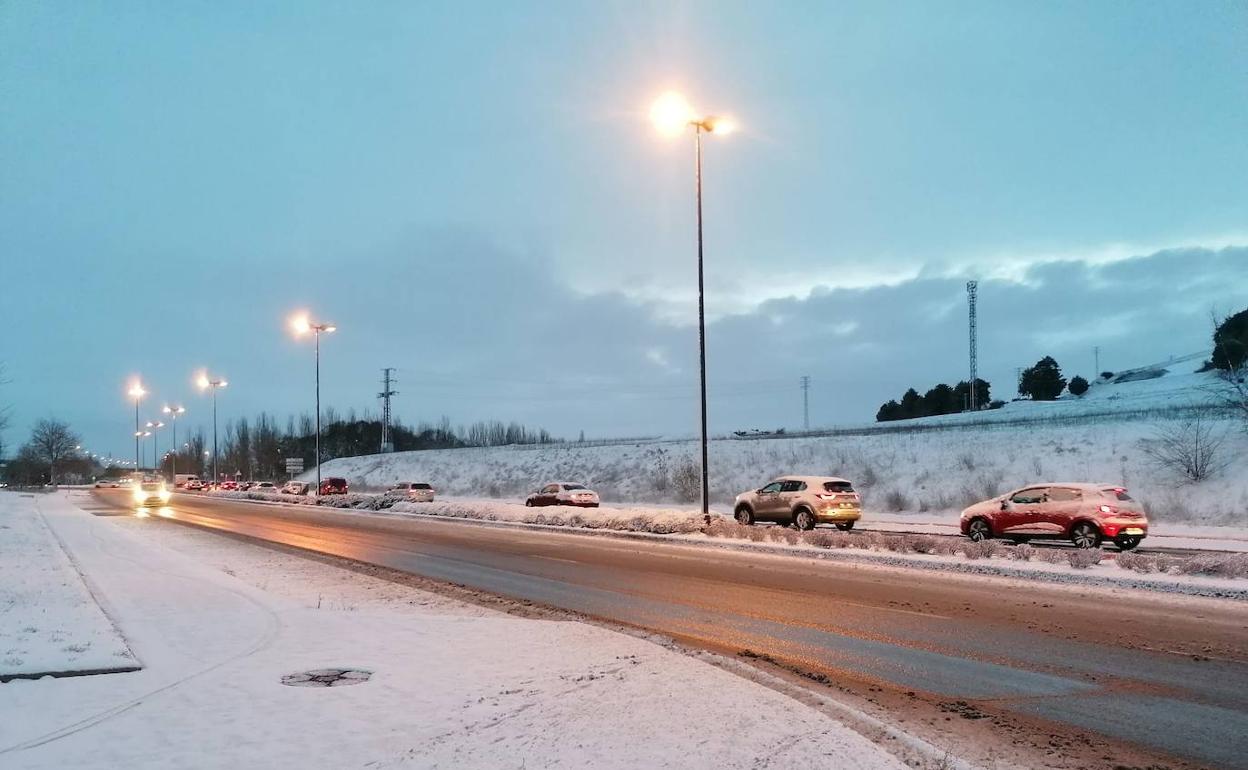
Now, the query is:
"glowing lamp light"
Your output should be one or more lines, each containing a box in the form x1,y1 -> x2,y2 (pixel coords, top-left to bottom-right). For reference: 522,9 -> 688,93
650,91 -> 695,136
290,314 -> 312,335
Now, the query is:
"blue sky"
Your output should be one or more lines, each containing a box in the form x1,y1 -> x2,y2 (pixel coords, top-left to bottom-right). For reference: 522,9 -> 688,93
2,1 -> 1246,461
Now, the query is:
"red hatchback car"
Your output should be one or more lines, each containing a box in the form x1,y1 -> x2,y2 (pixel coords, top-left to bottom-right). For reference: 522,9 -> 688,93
319,477 -> 349,495
960,483 -> 1148,550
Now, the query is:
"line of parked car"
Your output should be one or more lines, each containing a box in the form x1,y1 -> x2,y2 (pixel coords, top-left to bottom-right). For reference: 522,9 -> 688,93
139,469 -> 1150,550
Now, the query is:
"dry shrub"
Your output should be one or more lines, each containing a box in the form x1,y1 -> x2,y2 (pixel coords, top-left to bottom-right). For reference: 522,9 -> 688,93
1067,549 -> 1103,569
883,489 -> 910,512
1034,548 -> 1067,564
883,535 -> 908,552
910,535 -> 939,554
1115,552 -> 1157,573
960,541 -> 1002,560
1010,543 -> 1035,561
1179,554 -> 1248,579
747,527 -> 769,543
773,528 -> 801,546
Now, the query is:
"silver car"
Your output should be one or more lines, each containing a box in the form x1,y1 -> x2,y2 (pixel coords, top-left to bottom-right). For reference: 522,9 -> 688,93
389,482 -> 435,502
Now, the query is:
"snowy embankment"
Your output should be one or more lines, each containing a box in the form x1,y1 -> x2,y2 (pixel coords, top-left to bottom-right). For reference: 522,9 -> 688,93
0,492 -> 136,679
1,491 -> 911,770
309,367 -> 1247,526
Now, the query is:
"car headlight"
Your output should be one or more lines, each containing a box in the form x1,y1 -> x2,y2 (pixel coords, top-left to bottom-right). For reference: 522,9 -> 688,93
159,490 -> 171,501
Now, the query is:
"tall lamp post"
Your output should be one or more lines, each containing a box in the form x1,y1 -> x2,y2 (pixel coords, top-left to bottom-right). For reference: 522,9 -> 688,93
162,405 -> 186,483
135,430 -> 151,470
197,373 -> 228,484
128,381 -> 146,471
145,421 -> 165,477
650,92 -> 734,517
290,313 -> 336,496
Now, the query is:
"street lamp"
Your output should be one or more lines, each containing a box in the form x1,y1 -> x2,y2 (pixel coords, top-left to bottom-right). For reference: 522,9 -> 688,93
135,430 -> 152,472
290,312 -> 336,495
162,405 -> 186,483
145,421 -> 165,477
196,373 -> 228,483
650,91 -> 734,517
128,380 -> 146,471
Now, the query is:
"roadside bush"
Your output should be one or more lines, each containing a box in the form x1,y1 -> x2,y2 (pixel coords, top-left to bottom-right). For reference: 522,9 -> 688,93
671,457 -> 701,503
883,489 -> 910,512
1067,549 -> 1103,569
1010,544 -> 1035,561
960,540 -> 1003,560
1179,554 -> 1248,579
910,535 -> 939,554
1138,415 -> 1232,483
1115,552 -> 1158,573
1034,549 -> 1066,565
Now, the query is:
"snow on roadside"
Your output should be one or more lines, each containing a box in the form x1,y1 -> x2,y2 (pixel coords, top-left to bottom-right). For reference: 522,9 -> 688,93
0,492 -> 909,770
0,493 -> 135,678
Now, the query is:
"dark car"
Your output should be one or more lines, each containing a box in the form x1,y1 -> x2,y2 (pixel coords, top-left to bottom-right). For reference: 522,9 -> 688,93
319,477 -> 349,495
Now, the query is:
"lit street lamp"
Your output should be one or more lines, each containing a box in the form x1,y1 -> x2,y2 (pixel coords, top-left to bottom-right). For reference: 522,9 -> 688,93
128,380 -> 146,470
162,405 -> 186,483
290,313 -> 336,495
650,91 -> 734,517
145,421 -> 165,477
197,373 -> 228,483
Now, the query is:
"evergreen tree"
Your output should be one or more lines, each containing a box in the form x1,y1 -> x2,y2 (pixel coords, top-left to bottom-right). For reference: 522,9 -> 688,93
1019,356 -> 1067,401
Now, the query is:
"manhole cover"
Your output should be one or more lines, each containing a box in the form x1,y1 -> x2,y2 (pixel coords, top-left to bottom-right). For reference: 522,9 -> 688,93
281,668 -> 373,687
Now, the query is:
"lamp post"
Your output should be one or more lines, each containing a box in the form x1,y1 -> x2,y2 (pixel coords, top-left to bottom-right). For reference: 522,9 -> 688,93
197,373 -> 228,484
290,313 -> 336,495
650,92 -> 734,517
145,421 -> 165,478
128,381 -> 146,471
135,430 -> 151,471
162,405 -> 186,483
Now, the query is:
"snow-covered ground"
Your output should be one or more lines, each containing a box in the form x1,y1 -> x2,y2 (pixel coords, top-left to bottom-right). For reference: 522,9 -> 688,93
0,493 -> 135,679
0,492 -> 911,769
312,373 -> 1247,526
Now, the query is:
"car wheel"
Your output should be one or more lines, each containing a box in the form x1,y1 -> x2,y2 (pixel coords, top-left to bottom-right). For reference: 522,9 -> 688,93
734,505 -> 755,525
967,518 -> 991,542
1070,522 -> 1101,549
794,508 -> 816,531
835,521 -> 855,532
525,499 -> 533,507
1114,535 -> 1142,551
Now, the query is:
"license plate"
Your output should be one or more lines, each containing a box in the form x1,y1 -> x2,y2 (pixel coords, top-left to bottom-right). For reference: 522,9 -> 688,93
1123,527 -> 1144,535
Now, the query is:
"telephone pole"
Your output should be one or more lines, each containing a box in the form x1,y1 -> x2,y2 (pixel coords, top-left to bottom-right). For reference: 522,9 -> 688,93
378,368 -> 398,453
800,375 -> 810,431
1094,346 -> 1101,377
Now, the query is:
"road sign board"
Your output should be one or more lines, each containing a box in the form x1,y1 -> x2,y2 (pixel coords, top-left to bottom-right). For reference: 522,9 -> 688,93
285,458 -> 304,470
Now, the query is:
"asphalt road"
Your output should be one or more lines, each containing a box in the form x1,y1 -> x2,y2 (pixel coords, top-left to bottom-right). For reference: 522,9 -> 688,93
91,491 -> 1248,769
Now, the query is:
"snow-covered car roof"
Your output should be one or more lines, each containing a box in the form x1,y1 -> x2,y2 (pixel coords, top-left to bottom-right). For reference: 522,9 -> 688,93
772,475 -> 854,485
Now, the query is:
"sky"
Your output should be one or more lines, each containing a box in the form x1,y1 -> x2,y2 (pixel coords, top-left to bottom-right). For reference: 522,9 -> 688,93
2,1 -> 1246,463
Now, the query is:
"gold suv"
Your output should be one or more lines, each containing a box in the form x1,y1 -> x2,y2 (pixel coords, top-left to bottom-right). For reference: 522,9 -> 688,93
733,476 -> 861,531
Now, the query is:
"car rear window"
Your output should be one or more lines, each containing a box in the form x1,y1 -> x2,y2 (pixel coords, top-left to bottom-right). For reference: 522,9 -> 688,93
1103,488 -> 1134,501
823,481 -> 855,493
412,483 -> 432,489
563,484 -> 585,490
1048,488 -> 1081,502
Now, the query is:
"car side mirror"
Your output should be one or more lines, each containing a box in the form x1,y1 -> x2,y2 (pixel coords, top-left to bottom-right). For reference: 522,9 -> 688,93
1000,500 -> 1010,510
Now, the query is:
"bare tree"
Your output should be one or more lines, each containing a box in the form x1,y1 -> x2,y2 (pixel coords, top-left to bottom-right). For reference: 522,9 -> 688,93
1138,415 -> 1231,483
28,418 -> 80,484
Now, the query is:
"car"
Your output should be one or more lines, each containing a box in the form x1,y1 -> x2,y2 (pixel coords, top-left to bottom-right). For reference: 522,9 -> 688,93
185,479 -> 204,491
219,480 -> 239,491
319,477 -> 349,495
389,482 -> 435,502
525,482 -> 599,508
960,483 -> 1148,550
94,478 -> 122,488
733,476 -> 861,531
281,480 -> 310,495
251,481 -> 278,493
133,480 -> 171,507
